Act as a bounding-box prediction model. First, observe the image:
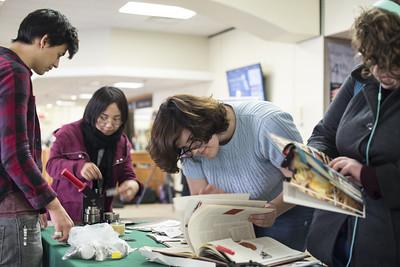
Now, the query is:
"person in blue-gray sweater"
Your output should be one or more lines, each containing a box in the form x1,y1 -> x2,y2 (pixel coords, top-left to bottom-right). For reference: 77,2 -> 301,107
149,94 -> 314,251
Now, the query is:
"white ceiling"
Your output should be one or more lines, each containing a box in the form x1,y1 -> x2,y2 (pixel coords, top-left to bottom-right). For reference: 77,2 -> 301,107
0,0 -> 230,106
0,0 -> 229,41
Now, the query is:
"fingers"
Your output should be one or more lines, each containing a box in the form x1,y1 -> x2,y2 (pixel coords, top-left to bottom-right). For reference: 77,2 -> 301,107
53,231 -> 63,240
198,185 -> 209,195
81,163 -> 102,181
329,157 -> 362,181
331,158 -> 352,174
199,184 -> 224,195
280,167 -> 293,177
118,187 -> 132,202
47,200 -> 74,242
329,156 -> 346,166
249,212 -> 277,228
53,219 -> 74,242
118,181 -> 139,202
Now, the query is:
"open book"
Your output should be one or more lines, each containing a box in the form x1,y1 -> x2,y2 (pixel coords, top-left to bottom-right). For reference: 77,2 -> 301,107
140,194 -> 308,266
269,133 -> 365,218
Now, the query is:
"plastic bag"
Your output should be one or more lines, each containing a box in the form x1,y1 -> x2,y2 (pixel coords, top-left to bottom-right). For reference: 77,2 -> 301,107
62,223 -> 135,261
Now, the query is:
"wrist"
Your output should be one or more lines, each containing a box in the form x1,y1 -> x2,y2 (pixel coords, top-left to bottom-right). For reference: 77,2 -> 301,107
46,198 -> 62,211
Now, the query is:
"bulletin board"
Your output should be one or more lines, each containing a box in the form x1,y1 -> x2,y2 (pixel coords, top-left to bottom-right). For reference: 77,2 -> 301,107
326,39 -> 358,101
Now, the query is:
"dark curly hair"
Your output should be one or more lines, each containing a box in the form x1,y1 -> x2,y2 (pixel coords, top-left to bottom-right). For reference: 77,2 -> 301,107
352,4 -> 400,78
149,95 -> 229,173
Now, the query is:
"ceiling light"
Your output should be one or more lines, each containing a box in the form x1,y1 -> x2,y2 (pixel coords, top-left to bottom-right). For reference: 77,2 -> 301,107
114,82 -> 144,89
79,93 -> 93,100
119,2 -> 196,20
56,100 -> 75,107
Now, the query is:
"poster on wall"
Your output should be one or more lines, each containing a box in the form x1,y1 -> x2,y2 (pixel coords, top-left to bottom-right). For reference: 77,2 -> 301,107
327,40 -> 358,101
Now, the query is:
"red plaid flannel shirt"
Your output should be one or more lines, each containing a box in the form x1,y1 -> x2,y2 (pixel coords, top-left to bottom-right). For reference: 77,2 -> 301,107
0,47 -> 56,210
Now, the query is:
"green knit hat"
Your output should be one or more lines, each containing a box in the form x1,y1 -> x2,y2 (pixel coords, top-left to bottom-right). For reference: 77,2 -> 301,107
373,0 -> 400,16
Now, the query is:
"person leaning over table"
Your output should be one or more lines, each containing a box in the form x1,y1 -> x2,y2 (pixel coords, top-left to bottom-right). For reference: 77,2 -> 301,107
0,8 -> 79,267
46,86 -> 142,223
148,94 -> 314,251
306,1 -> 400,266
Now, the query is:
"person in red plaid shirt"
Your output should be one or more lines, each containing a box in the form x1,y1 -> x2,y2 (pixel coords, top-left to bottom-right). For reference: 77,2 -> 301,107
0,9 -> 79,267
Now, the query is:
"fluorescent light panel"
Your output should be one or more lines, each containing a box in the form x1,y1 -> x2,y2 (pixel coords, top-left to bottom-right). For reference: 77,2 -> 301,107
79,93 -> 93,100
119,2 -> 196,20
56,100 -> 75,106
114,82 -> 144,89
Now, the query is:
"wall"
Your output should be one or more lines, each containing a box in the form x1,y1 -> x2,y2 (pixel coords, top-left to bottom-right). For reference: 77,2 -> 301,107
37,28 -> 212,139
293,37 -> 325,139
323,0 -> 376,36
40,0 -> 377,143
153,82 -> 210,109
207,29 -> 324,139
38,105 -> 85,145
109,28 -> 210,71
40,28 -> 325,143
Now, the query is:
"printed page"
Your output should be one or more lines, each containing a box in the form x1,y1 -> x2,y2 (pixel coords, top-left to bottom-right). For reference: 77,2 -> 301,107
187,204 -> 273,255
269,133 -> 365,217
139,246 -> 217,267
206,237 -> 306,265
297,149 -> 362,200
173,193 -> 250,215
289,151 -> 365,217
176,196 -> 266,253
283,182 -> 365,217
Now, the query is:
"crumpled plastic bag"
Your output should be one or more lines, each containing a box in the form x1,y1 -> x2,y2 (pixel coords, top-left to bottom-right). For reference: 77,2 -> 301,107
62,223 -> 135,261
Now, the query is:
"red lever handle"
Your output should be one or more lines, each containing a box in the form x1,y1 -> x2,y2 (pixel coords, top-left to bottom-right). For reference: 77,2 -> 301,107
61,169 -> 86,192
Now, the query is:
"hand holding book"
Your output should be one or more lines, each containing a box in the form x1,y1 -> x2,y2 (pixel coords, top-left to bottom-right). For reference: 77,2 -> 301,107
248,203 -> 277,228
329,156 -> 363,183
269,133 -> 365,218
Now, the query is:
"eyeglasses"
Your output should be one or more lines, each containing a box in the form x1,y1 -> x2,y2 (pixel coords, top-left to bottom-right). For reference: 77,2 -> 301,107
97,114 -> 122,127
178,138 -> 204,159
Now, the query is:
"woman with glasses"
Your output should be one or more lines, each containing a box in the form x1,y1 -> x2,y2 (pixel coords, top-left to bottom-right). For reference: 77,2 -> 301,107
46,86 -> 141,223
149,94 -> 314,251
306,1 -> 400,266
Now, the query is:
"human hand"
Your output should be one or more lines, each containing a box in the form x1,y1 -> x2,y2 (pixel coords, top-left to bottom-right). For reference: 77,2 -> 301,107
46,198 -> 74,242
280,167 -> 293,178
329,156 -> 363,182
118,180 -> 140,202
198,184 -> 225,195
249,203 -> 277,228
39,213 -> 48,229
80,162 -> 102,181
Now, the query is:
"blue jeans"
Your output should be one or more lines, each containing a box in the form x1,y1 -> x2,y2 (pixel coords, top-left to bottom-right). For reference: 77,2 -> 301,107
0,214 -> 42,267
254,205 -> 314,251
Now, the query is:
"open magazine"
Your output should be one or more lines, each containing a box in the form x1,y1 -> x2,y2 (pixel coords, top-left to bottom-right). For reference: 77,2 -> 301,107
140,194 -> 308,266
269,133 -> 365,218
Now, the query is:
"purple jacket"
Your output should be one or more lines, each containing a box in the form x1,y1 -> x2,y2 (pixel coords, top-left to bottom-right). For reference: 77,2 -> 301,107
46,119 -> 140,222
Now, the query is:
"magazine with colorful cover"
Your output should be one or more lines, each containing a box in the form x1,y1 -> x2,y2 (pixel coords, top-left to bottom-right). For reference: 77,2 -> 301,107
269,133 -> 365,218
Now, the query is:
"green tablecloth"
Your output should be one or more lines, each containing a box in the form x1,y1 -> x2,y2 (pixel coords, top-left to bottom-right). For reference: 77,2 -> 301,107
42,226 -> 166,267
